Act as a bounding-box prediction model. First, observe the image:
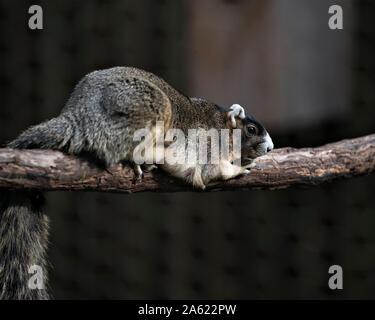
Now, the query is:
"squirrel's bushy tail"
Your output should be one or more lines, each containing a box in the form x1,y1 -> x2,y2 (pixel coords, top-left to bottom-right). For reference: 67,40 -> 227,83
0,190 -> 49,299
0,117 -> 70,299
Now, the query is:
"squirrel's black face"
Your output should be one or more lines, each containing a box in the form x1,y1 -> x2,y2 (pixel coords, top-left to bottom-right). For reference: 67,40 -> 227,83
238,114 -> 274,163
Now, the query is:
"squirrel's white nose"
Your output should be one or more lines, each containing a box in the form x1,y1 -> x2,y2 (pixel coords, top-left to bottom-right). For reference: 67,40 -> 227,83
265,132 -> 274,152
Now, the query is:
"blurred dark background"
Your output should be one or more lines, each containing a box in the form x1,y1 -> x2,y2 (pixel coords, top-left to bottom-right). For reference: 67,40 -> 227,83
0,0 -> 374,299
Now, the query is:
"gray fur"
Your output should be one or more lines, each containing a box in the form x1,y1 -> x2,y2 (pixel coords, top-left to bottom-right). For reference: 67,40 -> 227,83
0,191 -> 49,300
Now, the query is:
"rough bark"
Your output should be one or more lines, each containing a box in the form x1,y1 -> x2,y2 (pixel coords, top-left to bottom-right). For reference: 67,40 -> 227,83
0,134 -> 374,194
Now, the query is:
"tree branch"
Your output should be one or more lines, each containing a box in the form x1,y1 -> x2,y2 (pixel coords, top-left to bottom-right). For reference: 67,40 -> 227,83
0,134 -> 374,193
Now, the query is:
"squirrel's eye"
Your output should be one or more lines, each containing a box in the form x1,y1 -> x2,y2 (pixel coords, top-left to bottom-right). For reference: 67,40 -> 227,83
246,125 -> 257,136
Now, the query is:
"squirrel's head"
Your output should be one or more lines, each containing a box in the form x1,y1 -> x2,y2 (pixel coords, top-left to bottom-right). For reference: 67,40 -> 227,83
226,104 -> 274,164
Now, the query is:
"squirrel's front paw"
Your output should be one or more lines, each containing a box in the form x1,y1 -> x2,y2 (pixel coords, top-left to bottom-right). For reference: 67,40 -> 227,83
240,162 -> 255,175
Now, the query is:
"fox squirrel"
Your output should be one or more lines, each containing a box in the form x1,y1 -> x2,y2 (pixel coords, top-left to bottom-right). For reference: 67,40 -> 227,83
0,66 -> 273,299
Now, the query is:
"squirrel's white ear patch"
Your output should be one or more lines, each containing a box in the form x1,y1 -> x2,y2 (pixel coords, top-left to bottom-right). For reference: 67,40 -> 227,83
228,104 -> 246,128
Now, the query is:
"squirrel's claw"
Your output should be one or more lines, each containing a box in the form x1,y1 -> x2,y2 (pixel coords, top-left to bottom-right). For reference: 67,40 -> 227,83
143,164 -> 158,172
240,162 -> 256,175
132,164 -> 144,184
244,162 -> 256,169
